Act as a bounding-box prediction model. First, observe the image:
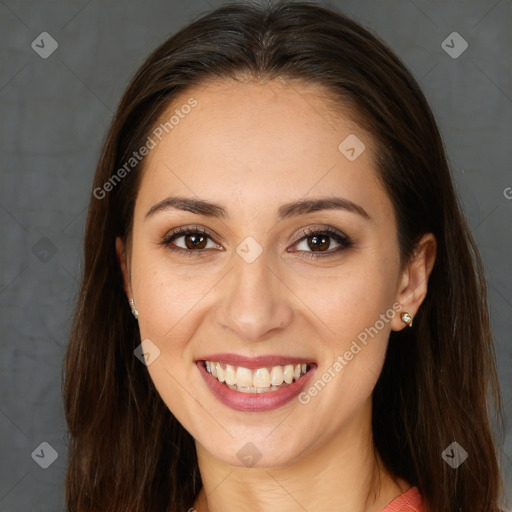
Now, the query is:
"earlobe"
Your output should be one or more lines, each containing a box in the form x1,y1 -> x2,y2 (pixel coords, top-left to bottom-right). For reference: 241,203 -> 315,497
391,233 -> 437,331
115,237 -> 132,298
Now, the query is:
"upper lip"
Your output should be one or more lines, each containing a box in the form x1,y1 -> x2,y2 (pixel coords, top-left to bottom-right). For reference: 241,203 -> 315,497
197,353 -> 316,369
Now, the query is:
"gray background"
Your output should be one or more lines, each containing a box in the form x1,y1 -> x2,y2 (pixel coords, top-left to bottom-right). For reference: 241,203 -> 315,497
0,0 -> 510,510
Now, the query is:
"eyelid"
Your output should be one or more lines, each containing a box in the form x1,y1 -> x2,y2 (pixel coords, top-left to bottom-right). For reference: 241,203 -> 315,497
289,224 -> 349,246
287,225 -> 353,259
162,224 -> 221,245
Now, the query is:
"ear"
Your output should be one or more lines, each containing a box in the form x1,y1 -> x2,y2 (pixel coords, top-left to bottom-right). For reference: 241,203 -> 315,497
391,233 -> 437,331
116,236 -> 132,299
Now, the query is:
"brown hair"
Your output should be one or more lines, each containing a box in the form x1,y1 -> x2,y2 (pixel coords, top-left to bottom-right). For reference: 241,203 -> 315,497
62,1 -> 504,510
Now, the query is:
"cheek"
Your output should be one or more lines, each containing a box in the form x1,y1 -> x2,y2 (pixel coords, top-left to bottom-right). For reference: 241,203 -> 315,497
290,259 -> 398,397
290,257 -> 398,342
131,260 -> 215,427
130,246 -> 216,341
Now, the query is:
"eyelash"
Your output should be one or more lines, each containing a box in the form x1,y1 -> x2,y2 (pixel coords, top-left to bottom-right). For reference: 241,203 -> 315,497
160,225 -> 353,260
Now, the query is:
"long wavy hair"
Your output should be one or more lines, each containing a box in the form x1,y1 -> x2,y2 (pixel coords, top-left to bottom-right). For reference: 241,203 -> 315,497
62,1 -> 504,510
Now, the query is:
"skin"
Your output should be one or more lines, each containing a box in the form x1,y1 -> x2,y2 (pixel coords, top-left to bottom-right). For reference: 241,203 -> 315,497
117,78 -> 436,512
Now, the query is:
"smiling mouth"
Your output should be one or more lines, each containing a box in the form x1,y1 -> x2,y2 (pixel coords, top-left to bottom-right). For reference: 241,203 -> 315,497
202,360 -> 314,394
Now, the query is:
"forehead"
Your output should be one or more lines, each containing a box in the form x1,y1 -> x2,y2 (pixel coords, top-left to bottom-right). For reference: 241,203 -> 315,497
135,79 -> 390,224
152,77 -> 368,159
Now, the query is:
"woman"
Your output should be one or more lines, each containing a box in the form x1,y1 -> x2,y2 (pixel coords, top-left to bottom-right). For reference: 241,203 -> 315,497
62,1 -> 504,511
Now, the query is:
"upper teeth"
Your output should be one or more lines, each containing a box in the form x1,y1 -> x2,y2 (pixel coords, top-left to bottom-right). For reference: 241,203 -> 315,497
205,361 -> 308,389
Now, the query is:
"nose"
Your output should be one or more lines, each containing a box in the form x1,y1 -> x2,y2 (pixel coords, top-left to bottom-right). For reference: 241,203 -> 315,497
216,250 -> 294,342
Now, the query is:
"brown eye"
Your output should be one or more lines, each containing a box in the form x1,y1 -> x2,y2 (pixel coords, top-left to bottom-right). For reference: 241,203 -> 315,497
184,233 -> 208,250
161,226 -> 222,256
291,226 -> 353,259
306,234 -> 331,252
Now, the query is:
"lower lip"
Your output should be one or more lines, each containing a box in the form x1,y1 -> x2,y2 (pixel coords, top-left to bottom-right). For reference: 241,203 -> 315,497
196,361 -> 316,412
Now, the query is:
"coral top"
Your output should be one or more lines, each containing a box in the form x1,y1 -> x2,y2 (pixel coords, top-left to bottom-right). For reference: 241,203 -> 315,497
381,486 -> 424,511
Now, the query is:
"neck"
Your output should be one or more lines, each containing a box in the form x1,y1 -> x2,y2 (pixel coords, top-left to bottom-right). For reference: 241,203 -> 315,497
192,400 -> 408,512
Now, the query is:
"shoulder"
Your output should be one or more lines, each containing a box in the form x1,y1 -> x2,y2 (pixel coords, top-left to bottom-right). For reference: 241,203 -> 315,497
380,486 -> 424,512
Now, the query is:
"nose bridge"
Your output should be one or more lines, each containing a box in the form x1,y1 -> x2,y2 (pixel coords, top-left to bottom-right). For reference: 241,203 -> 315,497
219,247 -> 293,341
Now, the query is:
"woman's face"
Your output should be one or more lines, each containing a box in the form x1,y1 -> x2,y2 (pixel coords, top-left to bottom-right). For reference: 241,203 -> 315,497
119,79 -> 412,468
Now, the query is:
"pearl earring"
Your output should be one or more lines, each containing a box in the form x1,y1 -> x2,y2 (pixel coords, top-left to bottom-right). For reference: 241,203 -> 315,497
129,298 -> 139,320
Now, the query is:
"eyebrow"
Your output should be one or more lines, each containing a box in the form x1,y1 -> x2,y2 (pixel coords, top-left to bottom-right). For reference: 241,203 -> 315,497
145,195 -> 371,222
